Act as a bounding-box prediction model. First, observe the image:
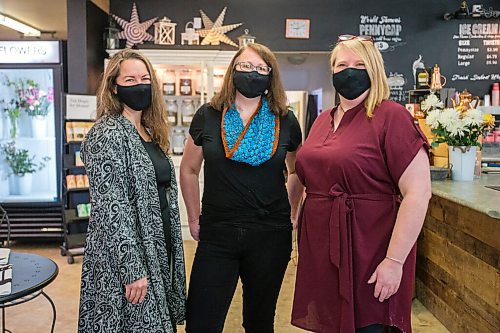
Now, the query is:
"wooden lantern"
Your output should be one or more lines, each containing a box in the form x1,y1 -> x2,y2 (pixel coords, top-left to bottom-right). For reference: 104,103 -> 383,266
238,29 -> 256,48
181,22 -> 200,45
154,17 -> 177,45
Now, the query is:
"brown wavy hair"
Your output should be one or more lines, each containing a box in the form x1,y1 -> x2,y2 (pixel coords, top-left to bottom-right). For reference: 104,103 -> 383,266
210,43 -> 288,116
96,48 -> 170,151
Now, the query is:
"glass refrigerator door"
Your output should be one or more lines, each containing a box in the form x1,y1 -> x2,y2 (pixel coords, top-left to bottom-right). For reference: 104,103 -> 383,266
0,68 -> 58,202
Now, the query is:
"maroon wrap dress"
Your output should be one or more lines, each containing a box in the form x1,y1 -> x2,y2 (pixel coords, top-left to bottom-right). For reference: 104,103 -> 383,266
291,100 -> 429,333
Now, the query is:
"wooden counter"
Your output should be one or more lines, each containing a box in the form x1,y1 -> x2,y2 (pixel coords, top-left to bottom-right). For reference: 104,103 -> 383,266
416,174 -> 500,332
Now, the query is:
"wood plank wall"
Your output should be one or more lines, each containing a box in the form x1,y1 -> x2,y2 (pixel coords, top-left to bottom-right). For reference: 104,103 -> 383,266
416,195 -> 500,332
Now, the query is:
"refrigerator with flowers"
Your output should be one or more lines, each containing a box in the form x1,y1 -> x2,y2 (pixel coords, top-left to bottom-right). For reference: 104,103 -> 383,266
0,40 -> 64,240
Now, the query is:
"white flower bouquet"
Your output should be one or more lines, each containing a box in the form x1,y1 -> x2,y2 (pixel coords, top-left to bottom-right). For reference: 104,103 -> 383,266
425,107 -> 495,147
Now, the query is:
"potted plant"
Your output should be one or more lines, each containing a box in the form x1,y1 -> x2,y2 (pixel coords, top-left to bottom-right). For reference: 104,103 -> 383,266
426,107 -> 495,180
0,141 -> 50,195
0,98 -> 22,139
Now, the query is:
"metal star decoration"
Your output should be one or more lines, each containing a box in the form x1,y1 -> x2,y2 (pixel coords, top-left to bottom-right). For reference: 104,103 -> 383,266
112,3 -> 157,48
197,7 -> 242,47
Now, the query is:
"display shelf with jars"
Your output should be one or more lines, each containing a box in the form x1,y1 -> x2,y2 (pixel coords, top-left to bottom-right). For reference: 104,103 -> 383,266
155,63 -> 227,125
106,49 -> 236,157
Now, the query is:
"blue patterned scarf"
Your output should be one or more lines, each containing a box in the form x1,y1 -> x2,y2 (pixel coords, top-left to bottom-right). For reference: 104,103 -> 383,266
222,98 -> 280,166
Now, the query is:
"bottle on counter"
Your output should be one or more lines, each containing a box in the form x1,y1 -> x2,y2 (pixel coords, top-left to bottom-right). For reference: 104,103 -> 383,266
483,94 -> 491,107
416,68 -> 429,89
491,82 -> 499,107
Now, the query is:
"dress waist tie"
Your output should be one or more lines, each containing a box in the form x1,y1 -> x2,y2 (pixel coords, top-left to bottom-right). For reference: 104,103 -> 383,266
306,184 -> 401,305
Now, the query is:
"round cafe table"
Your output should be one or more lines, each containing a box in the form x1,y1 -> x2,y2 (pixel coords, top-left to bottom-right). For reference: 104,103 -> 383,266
0,252 -> 59,333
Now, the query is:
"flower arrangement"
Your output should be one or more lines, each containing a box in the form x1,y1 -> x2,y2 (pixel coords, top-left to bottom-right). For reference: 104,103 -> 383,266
420,92 -> 444,115
0,98 -> 22,138
3,76 -> 53,117
0,141 -> 50,177
425,107 -> 495,148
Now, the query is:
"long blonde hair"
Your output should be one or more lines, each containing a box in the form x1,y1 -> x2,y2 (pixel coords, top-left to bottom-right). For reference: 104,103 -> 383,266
96,49 -> 170,151
210,43 -> 288,116
330,39 -> 390,118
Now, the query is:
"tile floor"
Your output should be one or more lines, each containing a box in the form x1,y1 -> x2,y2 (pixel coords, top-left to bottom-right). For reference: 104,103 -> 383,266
2,241 -> 449,333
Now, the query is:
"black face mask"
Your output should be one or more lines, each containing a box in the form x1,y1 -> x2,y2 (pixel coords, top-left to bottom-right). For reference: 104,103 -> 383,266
116,83 -> 152,111
332,68 -> 371,100
233,70 -> 270,98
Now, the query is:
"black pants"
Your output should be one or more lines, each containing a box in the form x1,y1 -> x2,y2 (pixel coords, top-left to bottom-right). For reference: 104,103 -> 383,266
356,324 -> 385,333
185,224 -> 292,333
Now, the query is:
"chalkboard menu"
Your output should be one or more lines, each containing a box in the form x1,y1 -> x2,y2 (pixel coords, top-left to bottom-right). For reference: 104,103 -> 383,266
454,22 -> 499,81
349,1 -> 500,102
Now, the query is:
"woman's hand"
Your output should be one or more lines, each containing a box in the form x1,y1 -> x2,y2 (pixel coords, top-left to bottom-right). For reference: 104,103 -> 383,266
291,215 -> 298,229
189,219 -> 200,241
367,258 -> 403,302
125,277 -> 147,304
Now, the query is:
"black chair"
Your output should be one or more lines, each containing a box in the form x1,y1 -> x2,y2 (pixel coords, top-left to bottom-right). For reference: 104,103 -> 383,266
0,206 -> 10,248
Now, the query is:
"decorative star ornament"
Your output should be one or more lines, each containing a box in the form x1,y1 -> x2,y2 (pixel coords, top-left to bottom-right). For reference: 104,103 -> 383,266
197,7 -> 242,47
112,3 -> 157,48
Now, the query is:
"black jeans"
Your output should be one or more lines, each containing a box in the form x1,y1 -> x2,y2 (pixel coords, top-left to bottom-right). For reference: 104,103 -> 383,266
356,324 -> 385,333
185,224 -> 292,333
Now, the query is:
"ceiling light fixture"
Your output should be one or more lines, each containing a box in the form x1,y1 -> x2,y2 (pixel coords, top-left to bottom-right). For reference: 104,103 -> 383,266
0,13 -> 41,37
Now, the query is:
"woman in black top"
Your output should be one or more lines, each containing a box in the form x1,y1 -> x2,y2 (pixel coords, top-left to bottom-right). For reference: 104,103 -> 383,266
180,43 -> 303,333
140,137 -> 172,252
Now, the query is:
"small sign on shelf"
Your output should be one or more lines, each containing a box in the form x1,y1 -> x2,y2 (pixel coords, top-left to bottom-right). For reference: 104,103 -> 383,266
66,95 -> 96,120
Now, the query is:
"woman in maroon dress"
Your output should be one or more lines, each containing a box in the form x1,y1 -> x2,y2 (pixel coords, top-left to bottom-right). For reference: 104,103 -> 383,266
290,35 -> 431,333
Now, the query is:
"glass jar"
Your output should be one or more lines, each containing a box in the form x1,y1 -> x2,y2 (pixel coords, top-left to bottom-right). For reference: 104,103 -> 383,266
163,69 -> 176,95
181,99 -> 195,126
179,69 -> 192,96
165,99 -> 178,125
172,129 -> 186,155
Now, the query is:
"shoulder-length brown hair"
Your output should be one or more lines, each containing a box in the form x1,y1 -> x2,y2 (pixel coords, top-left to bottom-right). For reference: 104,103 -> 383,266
330,39 -> 390,118
96,48 -> 170,151
210,43 -> 288,116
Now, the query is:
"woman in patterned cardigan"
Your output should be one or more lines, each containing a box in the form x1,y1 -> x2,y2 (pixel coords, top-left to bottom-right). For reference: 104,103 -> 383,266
78,49 -> 186,333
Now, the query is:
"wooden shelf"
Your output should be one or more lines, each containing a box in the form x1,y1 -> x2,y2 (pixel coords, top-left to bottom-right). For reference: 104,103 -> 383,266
66,187 -> 89,193
63,165 -> 85,171
64,209 -> 89,222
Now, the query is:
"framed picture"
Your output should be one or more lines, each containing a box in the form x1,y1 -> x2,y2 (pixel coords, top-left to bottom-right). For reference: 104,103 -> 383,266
285,18 -> 310,39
